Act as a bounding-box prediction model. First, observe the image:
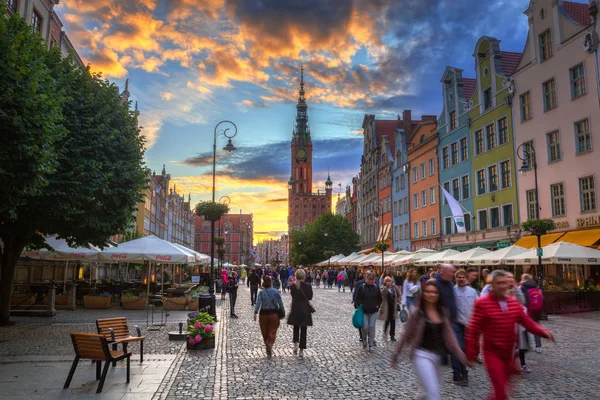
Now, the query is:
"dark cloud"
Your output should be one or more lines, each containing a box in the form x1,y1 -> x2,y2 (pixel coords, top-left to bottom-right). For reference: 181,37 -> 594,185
180,154 -> 216,166
265,198 -> 288,203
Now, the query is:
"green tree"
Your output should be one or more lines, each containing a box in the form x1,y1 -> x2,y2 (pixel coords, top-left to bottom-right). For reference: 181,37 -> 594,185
290,213 -> 360,266
0,6 -> 147,325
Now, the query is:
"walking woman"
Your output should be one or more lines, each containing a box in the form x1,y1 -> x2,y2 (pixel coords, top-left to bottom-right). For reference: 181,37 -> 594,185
254,276 -> 285,358
402,268 -> 420,312
227,271 -> 239,318
391,280 -> 469,400
221,268 -> 229,300
287,269 -> 314,357
354,271 -> 382,353
379,276 -> 401,341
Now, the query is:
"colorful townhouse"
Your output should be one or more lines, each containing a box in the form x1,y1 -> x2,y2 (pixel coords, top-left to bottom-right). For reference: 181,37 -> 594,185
468,37 -> 522,249
512,0 -> 600,250
407,117 -> 441,251
437,67 -> 478,250
377,135 -> 394,248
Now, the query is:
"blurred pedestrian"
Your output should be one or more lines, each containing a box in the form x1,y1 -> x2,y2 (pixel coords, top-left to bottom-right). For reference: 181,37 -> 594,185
227,271 -> 239,318
379,276 -> 401,341
254,276 -> 285,358
288,269 -> 314,357
354,271 -> 382,353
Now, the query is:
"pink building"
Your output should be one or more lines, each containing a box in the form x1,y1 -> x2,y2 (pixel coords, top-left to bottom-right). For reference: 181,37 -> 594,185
512,0 -> 600,247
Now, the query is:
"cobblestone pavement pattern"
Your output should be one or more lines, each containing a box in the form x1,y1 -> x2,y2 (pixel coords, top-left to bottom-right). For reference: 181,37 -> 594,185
2,287 -> 600,399
165,284 -> 600,400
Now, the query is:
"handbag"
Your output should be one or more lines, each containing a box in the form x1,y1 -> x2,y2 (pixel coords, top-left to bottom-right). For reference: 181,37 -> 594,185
400,305 -> 408,323
298,284 -> 315,313
352,304 -> 364,329
265,290 -> 285,319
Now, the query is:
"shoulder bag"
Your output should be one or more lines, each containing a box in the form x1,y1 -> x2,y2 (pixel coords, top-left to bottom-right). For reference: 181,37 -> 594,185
299,284 -> 315,313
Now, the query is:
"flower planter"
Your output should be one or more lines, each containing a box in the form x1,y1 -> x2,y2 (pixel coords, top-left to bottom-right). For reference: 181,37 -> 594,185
11,293 -> 36,306
43,295 -> 69,306
186,336 -> 215,350
163,297 -> 187,310
188,299 -> 199,311
83,295 -> 112,309
121,296 -> 147,310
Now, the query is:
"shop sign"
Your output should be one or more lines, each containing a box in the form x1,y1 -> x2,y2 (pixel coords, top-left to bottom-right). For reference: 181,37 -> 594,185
554,220 -> 569,229
577,215 -> 600,228
496,241 -> 511,249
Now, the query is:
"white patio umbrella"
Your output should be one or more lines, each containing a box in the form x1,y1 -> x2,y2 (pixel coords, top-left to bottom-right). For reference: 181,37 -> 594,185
415,249 -> 460,266
358,251 -> 396,267
390,252 -> 433,268
505,242 -> 600,265
414,248 -> 438,254
468,245 -> 528,266
349,253 -> 371,266
383,251 -> 412,267
98,235 -> 195,264
445,247 -> 491,265
334,252 -> 359,266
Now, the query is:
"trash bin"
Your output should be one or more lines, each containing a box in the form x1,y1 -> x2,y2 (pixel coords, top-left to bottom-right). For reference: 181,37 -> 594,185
198,294 -> 216,319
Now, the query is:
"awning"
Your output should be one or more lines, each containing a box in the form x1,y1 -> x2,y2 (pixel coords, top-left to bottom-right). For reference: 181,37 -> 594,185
358,247 -> 376,255
376,223 -> 392,242
442,241 -> 498,251
556,229 -> 600,248
514,232 -> 566,249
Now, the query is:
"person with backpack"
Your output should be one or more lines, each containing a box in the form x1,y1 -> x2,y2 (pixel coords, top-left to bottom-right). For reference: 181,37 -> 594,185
520,273 -> 544,353
352,273 -> 366,342
254,276 -> 285,358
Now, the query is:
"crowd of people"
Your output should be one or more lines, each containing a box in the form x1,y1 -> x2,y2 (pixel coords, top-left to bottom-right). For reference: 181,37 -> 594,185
217,263 -> 555,400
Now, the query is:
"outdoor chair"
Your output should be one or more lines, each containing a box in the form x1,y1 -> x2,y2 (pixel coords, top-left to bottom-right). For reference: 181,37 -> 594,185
96,317 -> 145,363
64,332 -> 131,393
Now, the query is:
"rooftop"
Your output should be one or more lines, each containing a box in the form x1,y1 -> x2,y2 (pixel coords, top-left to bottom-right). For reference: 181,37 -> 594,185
564,1 -> 592,25
500,51 -> 522,77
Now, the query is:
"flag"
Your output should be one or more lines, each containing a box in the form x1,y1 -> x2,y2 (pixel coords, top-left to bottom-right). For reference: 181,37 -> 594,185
440,186 -> 466,233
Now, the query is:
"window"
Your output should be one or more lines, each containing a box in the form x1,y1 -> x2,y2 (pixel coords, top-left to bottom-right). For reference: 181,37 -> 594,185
420,163 -> 426,180
464,214 -> 471,232
444,217 -> 453,235
539,29 -> 552,62
413,194 -> 419,210
489,207 -> 500,228
412,167 -> 418,183
431,218 -> 437,235
520,91 -> 532,121
546,131 -> 561,162
405,223 -> 409,240
31,9 -> 42,34
484,88 -> 492,110
428,158 -> 434,176
460,137 -> 468,161
551,183 -> 565,217
461,175 -> 470,200
579,176 -> 596,212
421,190 -> 427,207
442,147 -> 449,169
543,78 -> 557,111
575,119 -> 592,154
430,187 -> 436,204
488,165 -> 498,192
502,204 -> 513,226
452,178 -> 460,200
477,169 -> 486,195
498,118 -> 508,145
443,182 -> 450,204
526,190 -> 537,220
398,199 -> 403,215
6,0 -> 18,13
478,209 -> 488,230
422,220 -> 428,237
570,63 -> 586,99
414,222 -> 419,238
486,124 -> 496,150
404,197 -> 409,213
451,142 -> 458,165
474,130 -> 484,155
450,111 -> 457,130
500,160 -> 511,189
395,176 -> 399,192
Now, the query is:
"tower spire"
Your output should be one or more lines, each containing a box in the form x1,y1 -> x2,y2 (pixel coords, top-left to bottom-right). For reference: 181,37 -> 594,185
293,65 -> 310,143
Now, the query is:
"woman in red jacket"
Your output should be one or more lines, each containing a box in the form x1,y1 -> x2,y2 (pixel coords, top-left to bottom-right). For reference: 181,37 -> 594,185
466,270 -> 555,400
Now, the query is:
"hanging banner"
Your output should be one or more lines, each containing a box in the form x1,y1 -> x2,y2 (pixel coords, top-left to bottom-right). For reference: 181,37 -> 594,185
440,186 -> 466,233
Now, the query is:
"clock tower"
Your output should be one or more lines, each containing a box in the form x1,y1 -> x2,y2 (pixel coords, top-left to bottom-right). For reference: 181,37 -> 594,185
288,66 -> 333,235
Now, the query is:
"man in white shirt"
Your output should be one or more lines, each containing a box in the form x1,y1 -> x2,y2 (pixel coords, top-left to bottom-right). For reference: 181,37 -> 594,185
453,268 -> 479,386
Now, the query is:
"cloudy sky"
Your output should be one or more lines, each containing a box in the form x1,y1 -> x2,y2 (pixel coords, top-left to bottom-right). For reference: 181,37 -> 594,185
55,0 -> 563,242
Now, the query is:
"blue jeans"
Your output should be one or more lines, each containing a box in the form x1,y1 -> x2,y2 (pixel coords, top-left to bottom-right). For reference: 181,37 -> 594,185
362,312 -> 378,348
451,323 -> 467,379
406,296 -> 418,311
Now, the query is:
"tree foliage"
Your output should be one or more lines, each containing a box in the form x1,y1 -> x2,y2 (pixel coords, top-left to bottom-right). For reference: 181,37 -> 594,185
290,213 -> 360,266
0,6 -> 147,325
521,218 -> 556,237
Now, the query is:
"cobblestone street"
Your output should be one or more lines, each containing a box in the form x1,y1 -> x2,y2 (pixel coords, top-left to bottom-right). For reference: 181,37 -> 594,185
1,286 -> 600,399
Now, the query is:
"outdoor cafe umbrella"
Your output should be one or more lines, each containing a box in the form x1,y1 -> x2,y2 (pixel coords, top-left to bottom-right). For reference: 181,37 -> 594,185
468,245 -> 528,266
414,249 -> 460,266
390,252 -> 433,269
444,247 -> 491,265
334,252 -> 359,266
505,242 -> 600,265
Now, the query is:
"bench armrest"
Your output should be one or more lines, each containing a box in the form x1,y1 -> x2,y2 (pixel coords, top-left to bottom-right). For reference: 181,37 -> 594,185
114,337 -> 145,343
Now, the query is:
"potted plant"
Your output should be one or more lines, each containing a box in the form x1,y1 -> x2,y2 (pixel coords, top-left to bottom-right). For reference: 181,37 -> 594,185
121,290 -> 147,310
11,287 -> 36,306
43,288 -> 70,306
83,288 -> 112,309
195,201 -> 230,222
187,311 -> 216,350
162,295 -> 188,310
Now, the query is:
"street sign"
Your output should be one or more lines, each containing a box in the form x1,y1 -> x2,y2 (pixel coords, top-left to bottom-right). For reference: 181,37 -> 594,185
537,247 -> 543,257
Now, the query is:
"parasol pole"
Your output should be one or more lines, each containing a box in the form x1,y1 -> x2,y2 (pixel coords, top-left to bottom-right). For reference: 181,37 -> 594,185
63,259 -> 69,294
146,259 -> 151,298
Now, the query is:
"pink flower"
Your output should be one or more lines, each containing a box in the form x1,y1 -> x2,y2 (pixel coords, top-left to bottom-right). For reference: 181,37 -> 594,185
195,335 -> 202,343
194,322 -> 203,330
188,338 -> 195,344
204,325 -> 213,333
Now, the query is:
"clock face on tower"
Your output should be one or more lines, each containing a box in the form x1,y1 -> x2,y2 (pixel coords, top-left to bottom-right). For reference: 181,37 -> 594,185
295,147 -> 308,161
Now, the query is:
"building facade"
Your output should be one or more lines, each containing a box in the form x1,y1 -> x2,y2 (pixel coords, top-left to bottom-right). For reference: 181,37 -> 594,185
135,166 -> 195,248
256,239 -> 282,266
467,37 -> 521,250
407,118 -> 441,251
194,213 -> 254,266
377,135 -> 394,248
438,68 -> 477,248
287,67 -> 333,234
512,0 -> 600,246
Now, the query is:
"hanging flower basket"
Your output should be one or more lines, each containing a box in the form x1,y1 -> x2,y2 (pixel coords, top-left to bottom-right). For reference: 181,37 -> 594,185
521,218 -> 556,237
195,201 -> 230,222
375,242 -> 390,252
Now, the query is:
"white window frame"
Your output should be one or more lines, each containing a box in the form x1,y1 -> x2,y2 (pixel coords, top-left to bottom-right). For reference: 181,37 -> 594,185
520,91 -> 532,121
431,217 -> 437,236
444,216 -> 453,235
463,213 -> 472,232
460,137 -> 468,162
579,175 -> 597,212
575,118 -> 592,154
461,174 -> 470,200
421,190 -> 427,208
570,62 -> 586,100
546,130 -> 561,163
501,203 -> 513,227
478,209 -> 488,231
428,157 -> 435,176
486,123 -> 496,151
430,186 -> 436,205
543,78 -> 557,112
550,182 -> 565,217
413,193 -> 419,210
422,220 -> 427,237
476,169 -> 486,196
451,142 -> 459,165
414,222 -> 419,238
499,158 -> 512,189
412,167 -> 418,183
420,162 -> 426,180
487,164 -> 498,193
526,190 -> 537,220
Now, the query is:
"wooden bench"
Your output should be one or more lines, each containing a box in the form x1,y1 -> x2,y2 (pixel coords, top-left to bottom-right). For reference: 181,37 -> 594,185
64,333 -> 131,393
96,317 -> 145,363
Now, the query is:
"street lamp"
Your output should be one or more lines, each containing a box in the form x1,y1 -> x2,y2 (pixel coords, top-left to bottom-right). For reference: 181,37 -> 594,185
208,121 -> 238,319
517,143 -> 543,289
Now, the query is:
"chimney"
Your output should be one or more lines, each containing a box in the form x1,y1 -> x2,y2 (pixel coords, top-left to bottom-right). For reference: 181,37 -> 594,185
402,110 -> 412,135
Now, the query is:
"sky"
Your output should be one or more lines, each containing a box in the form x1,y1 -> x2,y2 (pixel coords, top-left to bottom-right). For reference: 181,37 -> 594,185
54,0 -> 579,243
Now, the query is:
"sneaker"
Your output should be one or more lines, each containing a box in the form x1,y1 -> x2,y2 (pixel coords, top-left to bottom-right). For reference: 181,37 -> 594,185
521,365 -> 532,373
298,349 -> 304,358
362,341 -> 368,349
369,346 -> 375,353
390,338 -> 396,342
535,347 -> 542,353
